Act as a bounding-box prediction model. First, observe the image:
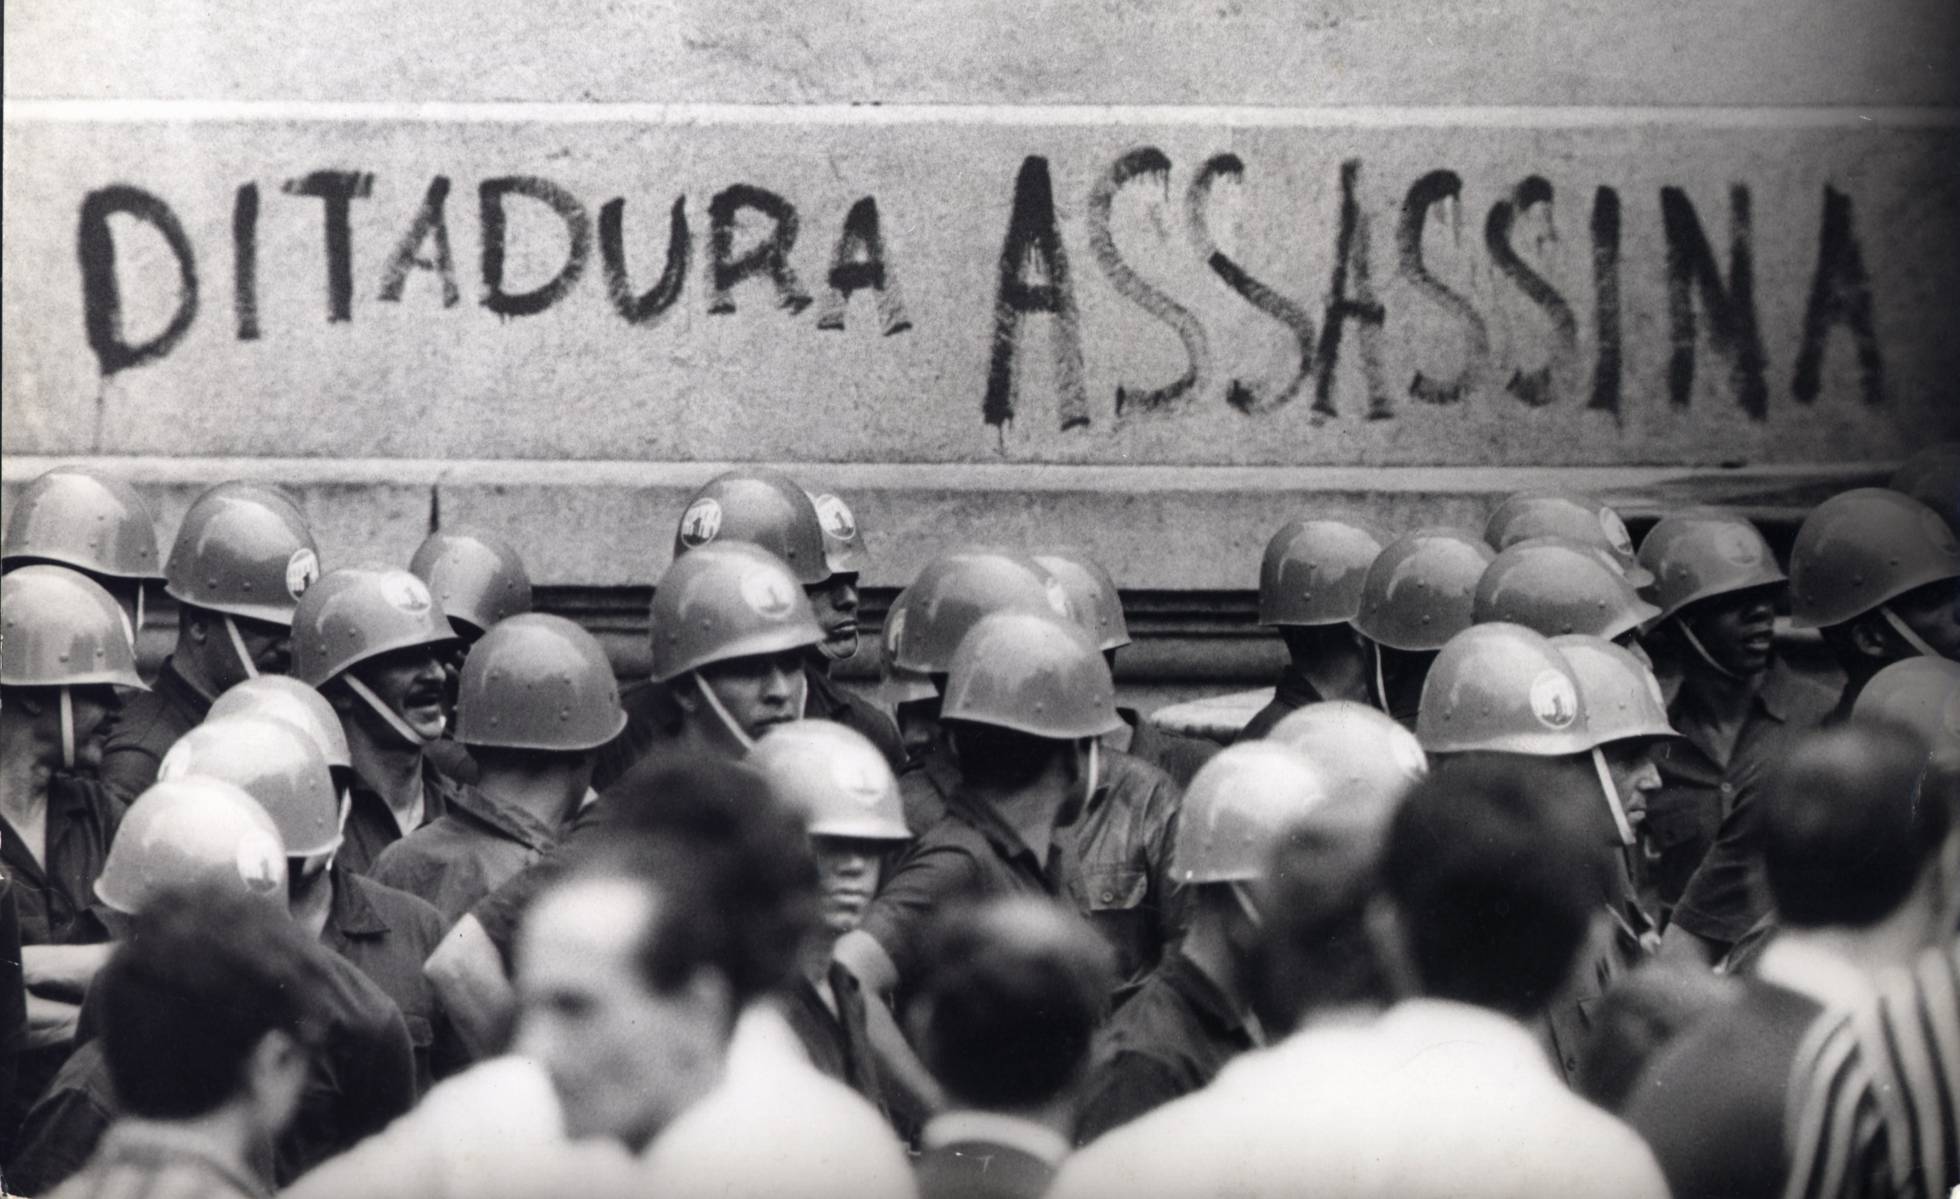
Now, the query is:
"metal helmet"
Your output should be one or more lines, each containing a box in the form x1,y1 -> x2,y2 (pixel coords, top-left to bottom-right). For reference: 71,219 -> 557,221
3,466 -> 164,580
1035,550 -> 1131,651
1853,657 -> 1960,769
1891,445 -> 1960,535
1484,489 -> 1652,588
1551,635 -> 1679,747
672,468 -> 830,586
0,565 -> 147,690
1267,700 -> 1428,810
748,720 -> 911,842
1353,528 -> 1496,652
1174,741 -> 1329,885
1257,516 -> 1388,627
885,547 -> 1074,676
207,675 -> 350,771
1789,488 -> 1960,629
163,482 -> 320,626
454,613 -> 626,752
291,567 -> 457,687
1636,511 -> 1787,623
809,491 -> 870,576
94,778 -> 288,916
1472,539 -> 1660,641
941,611 -> 1122,740
1416,623 -> 1594,757
877,588 -> 939,704
408,529 -> 533,638
159,715 -> 341,858
649,542 -> 824,683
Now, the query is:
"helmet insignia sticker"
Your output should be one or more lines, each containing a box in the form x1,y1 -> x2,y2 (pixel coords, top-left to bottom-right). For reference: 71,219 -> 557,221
235,830 -> 285,896
1714,525 -> 1762,568
285,548 -> 320,599
1599,509 -> 1634,556
680,498 -> 723,548
816,494 -> 857,540
832,752 -> 886,807
1529,671 -> 1579,730
1922,508 -> 1959,555
381,573 -> 433,614
740,568 -> 797,619
1044,577 -> 1073,619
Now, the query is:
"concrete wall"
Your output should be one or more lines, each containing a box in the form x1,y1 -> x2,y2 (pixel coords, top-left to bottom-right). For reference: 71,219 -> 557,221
5,1 -> 1956,633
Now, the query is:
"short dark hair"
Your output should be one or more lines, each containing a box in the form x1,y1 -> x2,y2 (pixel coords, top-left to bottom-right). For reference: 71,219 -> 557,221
907,898 -> 1112,1109
1765,720 -> 1950,929
571,756 -> 818,1014
1255,828 -> 1393,1036
945,721 -> 1072,791
1382,757 -> 1599,1018
99,883 -> 328,1119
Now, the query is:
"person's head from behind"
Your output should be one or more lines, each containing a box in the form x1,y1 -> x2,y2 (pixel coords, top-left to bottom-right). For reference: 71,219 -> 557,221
99,882 -> 326,1144
512,757 -> 818,1151
1380,757 -> 1599,1019
1575,962 -> 1745,1112
1764,720 -> 1951,945
905,897 -> 1112,1118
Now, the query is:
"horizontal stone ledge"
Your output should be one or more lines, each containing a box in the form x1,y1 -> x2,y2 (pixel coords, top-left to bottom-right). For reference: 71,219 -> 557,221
2,456 -> 1889,591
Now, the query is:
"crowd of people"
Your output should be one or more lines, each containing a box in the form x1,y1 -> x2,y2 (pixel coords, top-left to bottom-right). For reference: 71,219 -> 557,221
0,450 -> 1954,1198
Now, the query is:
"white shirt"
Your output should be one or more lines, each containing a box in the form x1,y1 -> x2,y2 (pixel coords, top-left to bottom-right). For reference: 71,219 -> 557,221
641,1002 -> 919,1199
1051,999 -> 1669,1199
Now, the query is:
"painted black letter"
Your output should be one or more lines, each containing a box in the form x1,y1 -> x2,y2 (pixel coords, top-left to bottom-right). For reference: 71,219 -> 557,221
1398,170 -> 1489,405
281,170 -> 374,322
479,176 -> 591,318
818,197 -> 910,335
379,176 -> 459,308
1188,154 -> 1316,416
1313,160 -> 1390,418
1485,176 -> 1577,408
600,196 -> 689,327
1661,185 -> 1768,419
1084,148 -> 1207,415
78,185 -> 198,375
983,156 -> 1089,432
707,185 -> 811,316
232,184 -> 260,341
1589,187 -> 1622,417
1792,185 -> 1883,407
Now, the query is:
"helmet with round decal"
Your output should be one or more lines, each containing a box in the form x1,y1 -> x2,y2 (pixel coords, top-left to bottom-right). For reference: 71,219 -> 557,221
749,719 -> 911,842
672,468 -> 831,587
1485,489 -> 1652,588
95,777 -> 288,917
1035,549 -> 1131,653
291,566 -> 458,748
408,529 -> 532,641
1416,622 -> 1594,757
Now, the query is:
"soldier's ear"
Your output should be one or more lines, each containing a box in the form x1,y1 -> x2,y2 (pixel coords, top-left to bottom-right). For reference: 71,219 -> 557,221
1847,612 -> 1895,661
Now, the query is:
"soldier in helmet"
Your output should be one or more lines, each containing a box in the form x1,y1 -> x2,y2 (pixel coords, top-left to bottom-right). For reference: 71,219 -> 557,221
0,566 -> 148,1147
100,482 -> 320,803
665,469 -> 902,772
1662,489 -> 1953,965
1416,623 -> 1662,1083
407,528 -> 534,784
1074,741 -> 1328,1143
1351,528 -> 1495,727
372,614 -> 622,924
2,465 -> 165,650
836,611 -> 1115,1008
1485,489 -> 1652,589
157,712 -> 459,1091
1473,538 -> 1659,663
291,567 -> 462,876
748,721 -> 914,1121
10,777 -> 417,1193
1037,548 -> 1190,990
1238,517 -> 1386,741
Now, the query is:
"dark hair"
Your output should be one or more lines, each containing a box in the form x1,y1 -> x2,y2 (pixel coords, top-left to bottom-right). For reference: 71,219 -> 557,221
907,898 -> 1111,1109
1382,757 -> 1599,1018
1576,962 -> 1744,1112
1254,827 -> 1393,1036
1765,720 -> 1950,929
99,883 -> 327,1119
569,756 -> 818,1014
946,722 -> 1071,791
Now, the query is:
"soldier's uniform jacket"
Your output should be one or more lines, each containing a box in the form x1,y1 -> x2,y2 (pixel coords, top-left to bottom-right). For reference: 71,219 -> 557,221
780,962 -> 889,1122
587,678 -> 690,794
1537,894 -> 1656,1087
370,783 -> 563,926
1233,667 -> 1326,745
803,664 -> 905,771
1067,747 -> 1186,991
98,657 -> 210,804
323,867 -> 468,1093
337,759 -> 459,879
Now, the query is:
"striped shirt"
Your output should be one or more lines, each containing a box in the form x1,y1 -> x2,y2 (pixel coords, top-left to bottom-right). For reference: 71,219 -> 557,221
1782,938 -> 1960,1199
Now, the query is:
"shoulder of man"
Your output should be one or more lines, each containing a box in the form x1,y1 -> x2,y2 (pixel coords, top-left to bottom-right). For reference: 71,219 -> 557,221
346,872 -> 448,952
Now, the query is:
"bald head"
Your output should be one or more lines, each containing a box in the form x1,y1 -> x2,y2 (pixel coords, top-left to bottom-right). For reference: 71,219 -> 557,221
1766,720 -> 1949,929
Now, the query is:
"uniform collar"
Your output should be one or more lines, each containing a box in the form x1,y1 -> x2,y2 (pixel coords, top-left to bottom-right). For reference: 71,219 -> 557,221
156,656 -> 217,716
944,787 -> 1056,884
922,1110 -> 1070,1166
0,773 -> 99,885
449,782 -> 563,853
326,864 -> 390,939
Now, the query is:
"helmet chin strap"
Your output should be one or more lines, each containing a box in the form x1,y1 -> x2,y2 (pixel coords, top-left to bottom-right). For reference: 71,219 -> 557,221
1678,620 -> 1744,682
1083,739 -> 1102,811
224,615 -> 261,681
1592,747 -> 1636,847
135,583 -> 145,638
342,674 -> 439,747
1880,605 -> 1943,659
59,687 -> 76,771
694,671 -> 758,753
1371,640 -> 1391,716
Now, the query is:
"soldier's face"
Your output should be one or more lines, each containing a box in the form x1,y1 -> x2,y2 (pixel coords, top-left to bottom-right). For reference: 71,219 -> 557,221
695,648 -> 806,740
1600,740 -> 1663,837
63,685 -> 122,770
196,612 -> 292,690
350,646 -> 449,742
1681,585 -> 1778,677
806,573 -> 861,663
1889,578 -> 1960,662
811,837 -> 884,937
